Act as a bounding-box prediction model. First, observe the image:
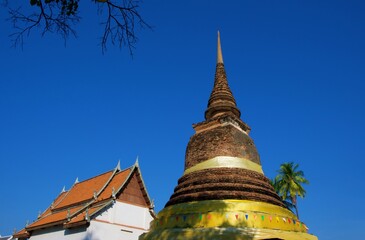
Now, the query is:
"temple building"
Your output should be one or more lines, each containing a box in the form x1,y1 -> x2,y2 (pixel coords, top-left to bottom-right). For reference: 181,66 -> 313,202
13,161 -> 155,240
140,33 -> 318,240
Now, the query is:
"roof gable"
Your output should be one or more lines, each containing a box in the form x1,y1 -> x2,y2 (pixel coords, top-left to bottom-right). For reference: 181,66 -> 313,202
98,169 -> 131,201
14,162 -> 154,238
118,167 -> 151,207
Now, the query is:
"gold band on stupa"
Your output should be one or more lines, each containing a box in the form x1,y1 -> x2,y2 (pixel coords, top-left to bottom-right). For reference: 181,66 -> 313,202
183,156 -> 263,175
146,200 -> 316,240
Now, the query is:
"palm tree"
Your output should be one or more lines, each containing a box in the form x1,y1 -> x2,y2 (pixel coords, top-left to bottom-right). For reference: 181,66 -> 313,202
270,178 -> 295,212
273,162 -> 309,219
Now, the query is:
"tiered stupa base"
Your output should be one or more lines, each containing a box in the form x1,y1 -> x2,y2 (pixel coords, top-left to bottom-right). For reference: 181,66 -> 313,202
141,200 -> 317,240
141,32 -> 318,240
166,166 -> 285,207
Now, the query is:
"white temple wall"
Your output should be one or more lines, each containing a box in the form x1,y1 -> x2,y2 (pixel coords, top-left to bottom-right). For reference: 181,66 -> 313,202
27,226 -> 86,240
27,201 -> 153,240
96,200 -> 153,230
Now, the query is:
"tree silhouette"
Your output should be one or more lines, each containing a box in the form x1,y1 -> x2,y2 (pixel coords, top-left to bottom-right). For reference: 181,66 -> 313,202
3,0 -> 151,54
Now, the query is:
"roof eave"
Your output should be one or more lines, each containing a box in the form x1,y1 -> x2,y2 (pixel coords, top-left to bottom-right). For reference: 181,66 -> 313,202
63,220 -> 88,229
12,229 -> 30,238
26,219 -> 66,232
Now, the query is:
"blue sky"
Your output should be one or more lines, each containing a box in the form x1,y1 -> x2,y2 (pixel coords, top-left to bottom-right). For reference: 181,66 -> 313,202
1,1 -> 365,239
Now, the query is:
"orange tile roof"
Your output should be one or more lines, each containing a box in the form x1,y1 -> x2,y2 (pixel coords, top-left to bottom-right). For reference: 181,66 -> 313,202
54,170 -> 114,209
14,163 -> 153,236
66,203 -> 108,225
37,191 -> 68,219
98,168 -> 131,200
53,190 -> 68,206
12,228 -> 29,238
27,206 -> 83,230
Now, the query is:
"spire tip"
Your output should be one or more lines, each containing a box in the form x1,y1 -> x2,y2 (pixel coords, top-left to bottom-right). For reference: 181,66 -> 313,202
217,31 -> 224,64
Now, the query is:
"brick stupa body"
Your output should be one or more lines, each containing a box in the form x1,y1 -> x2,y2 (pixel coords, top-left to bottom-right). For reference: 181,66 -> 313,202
140,33 -> 318,240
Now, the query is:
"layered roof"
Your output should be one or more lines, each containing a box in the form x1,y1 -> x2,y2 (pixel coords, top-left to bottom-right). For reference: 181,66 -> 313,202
14,161 -> 153,238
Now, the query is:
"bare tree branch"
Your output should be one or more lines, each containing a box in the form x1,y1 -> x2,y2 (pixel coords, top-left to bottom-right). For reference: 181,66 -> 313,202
98,0 -> 151,54
7,1 -> 80,48
5,0 -> 151,55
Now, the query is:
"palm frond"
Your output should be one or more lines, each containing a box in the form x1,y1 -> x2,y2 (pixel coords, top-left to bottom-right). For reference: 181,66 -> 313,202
271,161 -> 309,219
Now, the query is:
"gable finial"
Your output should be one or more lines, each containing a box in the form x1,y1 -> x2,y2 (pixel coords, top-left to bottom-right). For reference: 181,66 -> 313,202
217,31 -> 224,64
116,160 -> 121,171
112,187 -> 116,199
61,186 -> 66,193
74,177 -> 79,184
85,208 -> 90,221
135,155 -> 139,167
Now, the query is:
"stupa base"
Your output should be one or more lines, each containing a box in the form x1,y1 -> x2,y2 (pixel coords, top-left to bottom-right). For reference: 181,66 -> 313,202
140,227 -> 318,240
140,200 -> 318,240
140,228 -> 318,240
